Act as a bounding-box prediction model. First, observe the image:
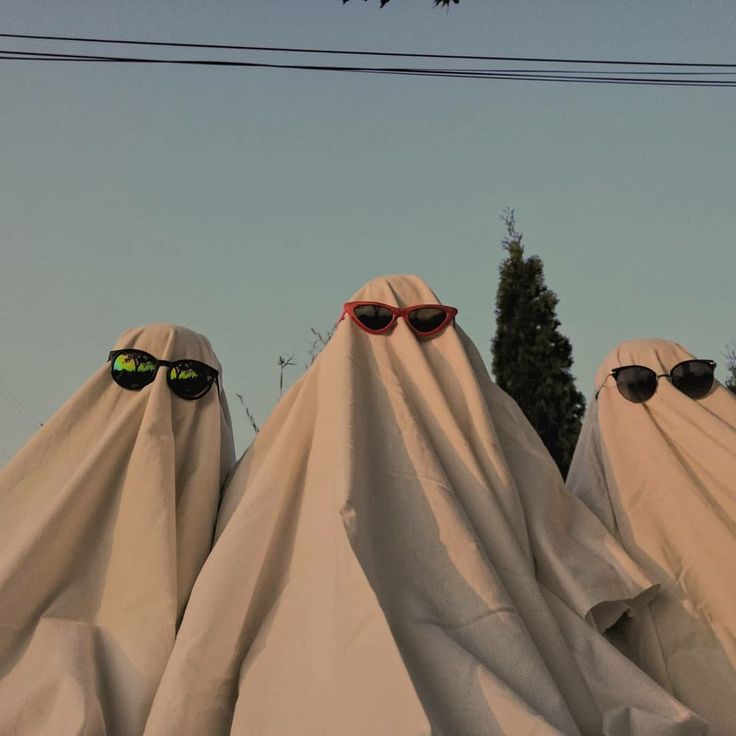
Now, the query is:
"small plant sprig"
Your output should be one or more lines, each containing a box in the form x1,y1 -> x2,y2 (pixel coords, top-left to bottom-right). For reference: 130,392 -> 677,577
277,355 -> 296,397
235,393 -> 259,434
307,326 -> 335,367
236,326 -> 335,436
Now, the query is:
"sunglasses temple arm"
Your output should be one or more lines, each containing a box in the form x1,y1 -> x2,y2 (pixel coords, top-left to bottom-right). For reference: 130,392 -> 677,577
594,373 -> 612,401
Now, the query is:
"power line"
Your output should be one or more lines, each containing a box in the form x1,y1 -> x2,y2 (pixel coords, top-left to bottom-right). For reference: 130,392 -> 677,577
0,382 -> 43,462
0,384 -> 43,427
1,31 -> 734,68
1,49 -> 735,87
3,48 -> 736,76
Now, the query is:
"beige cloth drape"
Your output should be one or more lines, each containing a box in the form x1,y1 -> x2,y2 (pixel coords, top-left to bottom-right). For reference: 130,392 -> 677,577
144,278 -> 705,736
0,324 -> 235,736
567,338 -> 736,735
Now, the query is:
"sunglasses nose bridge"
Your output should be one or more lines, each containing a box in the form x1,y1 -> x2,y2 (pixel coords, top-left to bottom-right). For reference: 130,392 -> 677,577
141,362 -> 171,391
154,364 -> 174,388
157,360 -> 179,384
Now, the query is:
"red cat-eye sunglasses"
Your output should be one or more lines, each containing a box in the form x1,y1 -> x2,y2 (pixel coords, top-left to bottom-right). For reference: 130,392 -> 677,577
340,300 -> 458,337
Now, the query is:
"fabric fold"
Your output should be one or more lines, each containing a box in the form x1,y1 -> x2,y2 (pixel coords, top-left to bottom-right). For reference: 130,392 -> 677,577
568,338 -> 736,735
0,323 -> 235,736
145,278 -> 705,736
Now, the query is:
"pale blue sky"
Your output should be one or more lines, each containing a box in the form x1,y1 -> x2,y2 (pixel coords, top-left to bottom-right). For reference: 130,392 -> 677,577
1,1 -> 735,461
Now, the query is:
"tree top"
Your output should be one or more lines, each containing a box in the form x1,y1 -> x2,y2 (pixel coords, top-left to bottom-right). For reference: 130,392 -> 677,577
500,207 -> 524,255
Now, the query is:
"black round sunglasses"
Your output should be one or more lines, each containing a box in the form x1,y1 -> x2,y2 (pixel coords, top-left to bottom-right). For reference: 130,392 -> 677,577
108,348 -> 219,401
595,358 -> 716,404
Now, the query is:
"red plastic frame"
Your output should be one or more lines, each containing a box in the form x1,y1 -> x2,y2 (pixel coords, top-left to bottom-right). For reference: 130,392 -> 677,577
340,300 -> 458,337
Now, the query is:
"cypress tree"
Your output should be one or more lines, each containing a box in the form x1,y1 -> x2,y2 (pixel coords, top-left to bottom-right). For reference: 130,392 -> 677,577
491,209 -> 585,476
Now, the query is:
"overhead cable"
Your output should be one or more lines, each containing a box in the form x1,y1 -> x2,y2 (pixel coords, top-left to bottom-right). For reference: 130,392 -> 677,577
1,48 -> 735,87
0,384 -> 43,427
1,31 -> 734,68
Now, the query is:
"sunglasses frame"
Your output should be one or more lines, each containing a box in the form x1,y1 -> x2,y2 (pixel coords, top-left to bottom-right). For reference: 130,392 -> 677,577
340,300 -> 458,337
595,358 -> 717,402
107,348 -> 220,401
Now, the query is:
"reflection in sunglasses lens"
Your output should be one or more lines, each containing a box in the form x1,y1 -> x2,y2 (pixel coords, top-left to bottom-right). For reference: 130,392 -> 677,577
168,361 -> 213,399
407,307 -> 447,334
354,305 -> 394,331
616,366 -> 657,403
671,360 -> 715,399
169,361 -> 215,399
112,351 -> 158,390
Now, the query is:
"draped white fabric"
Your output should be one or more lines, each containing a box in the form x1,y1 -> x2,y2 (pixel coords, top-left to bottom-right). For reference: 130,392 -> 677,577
0,324 -> 235,736
567,338 -> 736,735
144,280 -> 704,736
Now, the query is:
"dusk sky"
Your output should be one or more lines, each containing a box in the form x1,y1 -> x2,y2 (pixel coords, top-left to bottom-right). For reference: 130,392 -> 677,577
1,1 -> 735,461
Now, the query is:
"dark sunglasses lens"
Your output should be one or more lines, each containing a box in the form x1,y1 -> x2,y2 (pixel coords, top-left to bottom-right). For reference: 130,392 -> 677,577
353,304 -> 394,332
111,351 -> 158,390
168,361 -> 214,399
615,366 -> 657,403
670,360 -> 715,399
407,307 -> 449,334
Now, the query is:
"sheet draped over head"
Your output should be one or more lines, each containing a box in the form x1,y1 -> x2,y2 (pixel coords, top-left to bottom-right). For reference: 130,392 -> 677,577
0,323 -> 235,736
567,338 -> 736,736
144,277 -> 705,736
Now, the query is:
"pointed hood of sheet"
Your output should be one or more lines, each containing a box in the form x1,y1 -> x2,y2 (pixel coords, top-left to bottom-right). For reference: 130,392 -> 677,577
568,338 -> 736,734
0,323 -> 235,736
145,279 -> 704,736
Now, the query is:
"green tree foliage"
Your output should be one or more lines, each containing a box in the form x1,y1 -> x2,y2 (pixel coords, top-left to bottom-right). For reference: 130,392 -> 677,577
343,0 -> 458,8
725,344 -> 736,393
491,209 -> 586,476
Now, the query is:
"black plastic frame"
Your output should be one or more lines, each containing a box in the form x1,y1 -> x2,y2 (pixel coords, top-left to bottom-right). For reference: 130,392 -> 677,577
107,348 -> 220,401
595,358 -> 717,402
